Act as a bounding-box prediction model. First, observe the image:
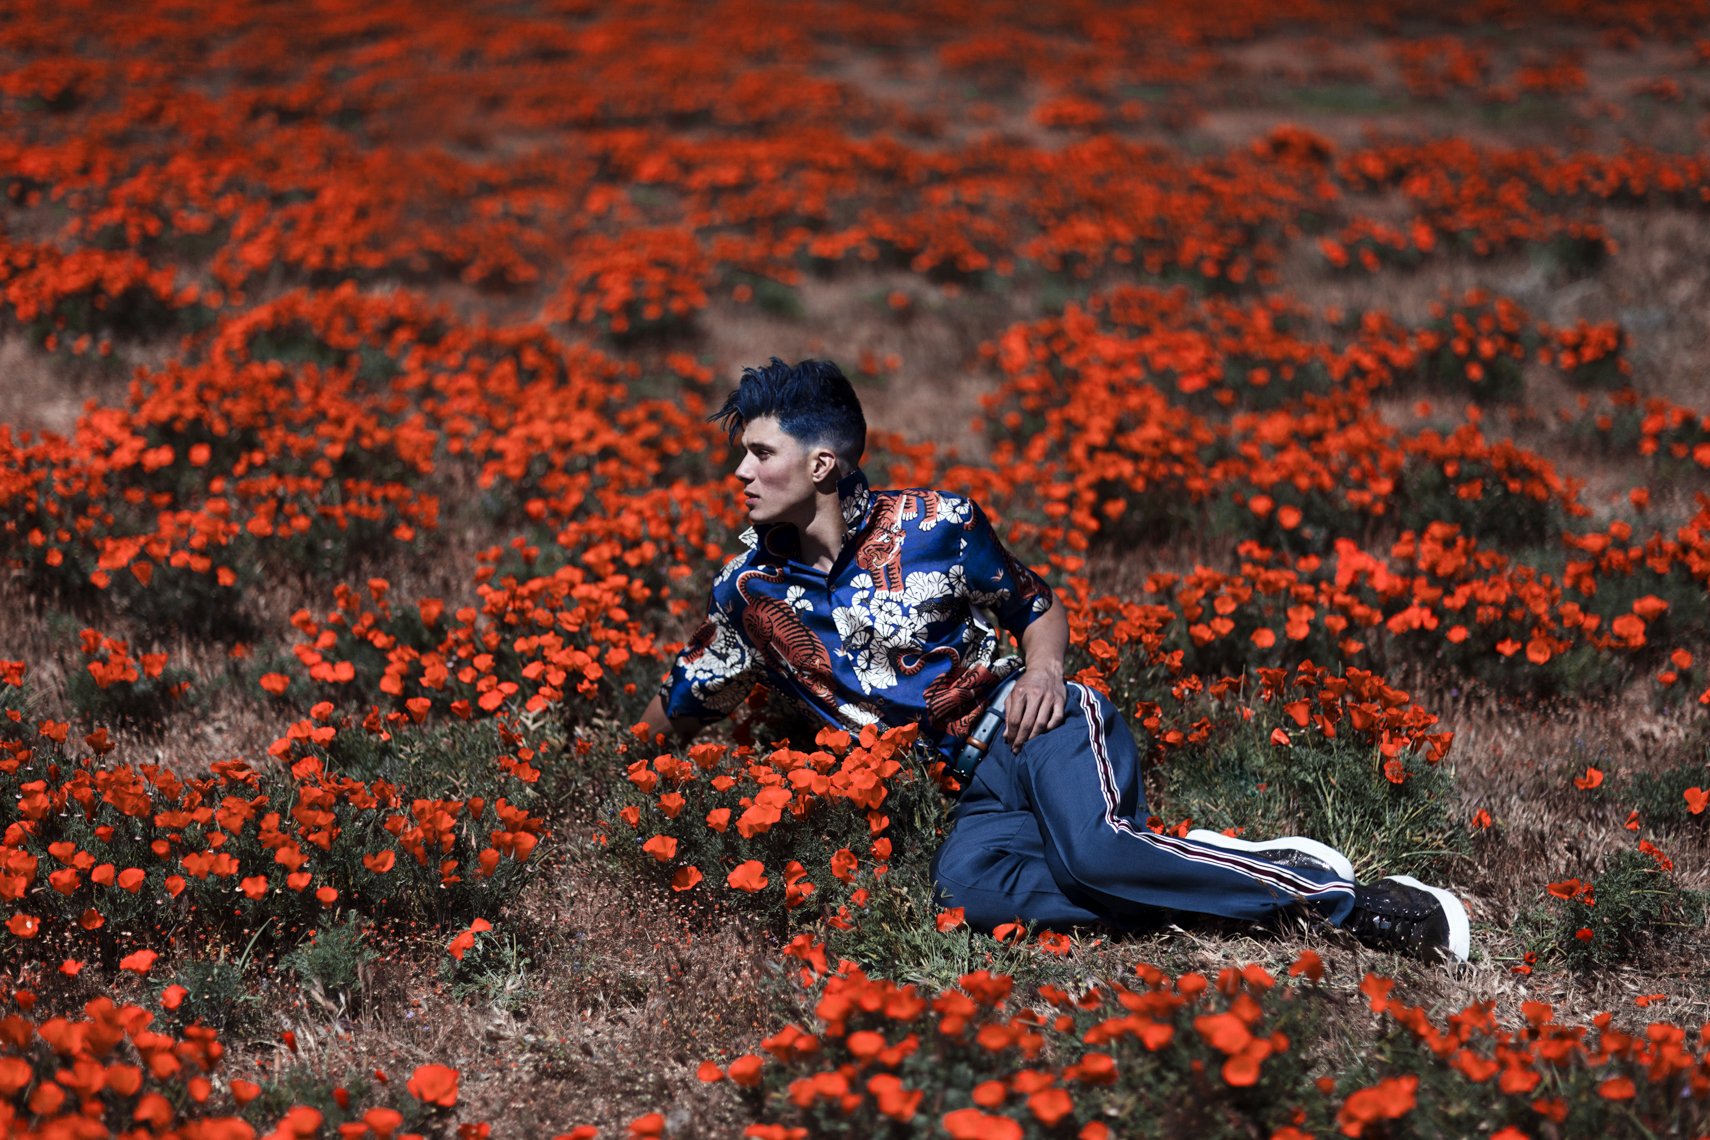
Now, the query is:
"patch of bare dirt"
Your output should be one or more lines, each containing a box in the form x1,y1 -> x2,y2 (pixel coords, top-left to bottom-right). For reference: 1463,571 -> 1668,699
0,336 -> 118,439
226,850 -> 787,1138
693,271 -> 1039,462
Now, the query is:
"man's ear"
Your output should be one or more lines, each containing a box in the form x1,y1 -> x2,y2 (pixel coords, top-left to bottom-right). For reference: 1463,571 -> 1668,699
810,447 -> 839,485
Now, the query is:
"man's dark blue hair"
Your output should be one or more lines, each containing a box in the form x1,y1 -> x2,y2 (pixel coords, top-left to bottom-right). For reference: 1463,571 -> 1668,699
709,357 -> 866,465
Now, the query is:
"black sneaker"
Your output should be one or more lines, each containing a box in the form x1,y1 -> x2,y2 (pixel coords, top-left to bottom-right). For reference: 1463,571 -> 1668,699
1184,829 -> 1355,883
1344,876 -> 1471,963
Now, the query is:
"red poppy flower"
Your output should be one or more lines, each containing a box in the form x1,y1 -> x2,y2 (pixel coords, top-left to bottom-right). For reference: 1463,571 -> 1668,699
1598,1076 -> 1636,1100
448,918 -> 493,961
407,1063 -> 459,1107
726,1054 -> 763,1087
1338,1075 -> 1418,1135
1287,949 -> 1325,982
943,1109 -> 1021,1140
119,948 -> 158,973
726,860 -> 768,893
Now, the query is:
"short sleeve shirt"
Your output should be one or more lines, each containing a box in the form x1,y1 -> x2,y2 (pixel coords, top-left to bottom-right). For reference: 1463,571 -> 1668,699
660,467 -> 1055,758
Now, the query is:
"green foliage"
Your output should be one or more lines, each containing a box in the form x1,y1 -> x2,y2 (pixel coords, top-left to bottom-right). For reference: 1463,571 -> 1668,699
1406,293 -> 1537,405
1346,989 -> 1709,1138
0,714 -> 547,968
746,960 -> 1342,1140
1427,636 -> 1631,701
1623,755 -> 1710,833
62,648 -> 195,730
113,562 -> 257,642
282,913 -> 378,1015
1573,563 -> 1710,670
1526,844 -> 1707,972
314,714 -> 532,804
1286,83 -> 1404,113
241,1066 -> 421,1135
731,272 -> 803,319
443,925 -> 536,1014
18,284 -> 214,348
1532,231 -> 1612,277
1393,455 -> 1566,552
159,954 -> 265,1036
1159,715 -> 1467,882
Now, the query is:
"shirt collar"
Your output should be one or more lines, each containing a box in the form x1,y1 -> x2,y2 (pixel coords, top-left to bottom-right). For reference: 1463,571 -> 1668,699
836,466 -> 873,545
755,466 -> 874,564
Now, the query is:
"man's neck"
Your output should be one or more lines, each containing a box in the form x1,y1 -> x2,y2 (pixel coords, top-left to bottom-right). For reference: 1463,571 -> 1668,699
794,489 -> 848,572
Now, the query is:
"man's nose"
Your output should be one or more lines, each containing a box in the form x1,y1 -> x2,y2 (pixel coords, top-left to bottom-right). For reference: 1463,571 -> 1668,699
734,456 -> 754,482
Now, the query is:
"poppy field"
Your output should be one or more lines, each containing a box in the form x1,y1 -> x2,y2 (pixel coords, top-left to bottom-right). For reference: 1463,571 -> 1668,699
5,0 -> 1710,1136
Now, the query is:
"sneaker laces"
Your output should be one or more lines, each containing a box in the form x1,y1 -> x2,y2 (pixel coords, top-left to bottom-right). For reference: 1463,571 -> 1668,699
1346,882 -> 1448,956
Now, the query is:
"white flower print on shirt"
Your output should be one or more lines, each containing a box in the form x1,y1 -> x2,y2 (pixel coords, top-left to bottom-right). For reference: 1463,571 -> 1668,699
836,701 -> 881,726
680,613 -> 756,711
900,570 -> 955,616
832,588 -> 934,695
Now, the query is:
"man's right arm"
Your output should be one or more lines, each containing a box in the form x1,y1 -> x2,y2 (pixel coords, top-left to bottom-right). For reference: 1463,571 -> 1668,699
635,691 -> 707,748
643,569 -> 763,748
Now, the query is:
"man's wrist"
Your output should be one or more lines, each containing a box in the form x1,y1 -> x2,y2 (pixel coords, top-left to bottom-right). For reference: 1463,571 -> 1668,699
1024,658 -> 1064,681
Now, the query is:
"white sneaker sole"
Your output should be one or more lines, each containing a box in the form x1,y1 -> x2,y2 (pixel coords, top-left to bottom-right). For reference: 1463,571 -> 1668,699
1184,829 -> 1356,884
1385,875 -> 1471,963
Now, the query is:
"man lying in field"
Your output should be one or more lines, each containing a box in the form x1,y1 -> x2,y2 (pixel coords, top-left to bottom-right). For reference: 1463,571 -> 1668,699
639,358 -> 1471,963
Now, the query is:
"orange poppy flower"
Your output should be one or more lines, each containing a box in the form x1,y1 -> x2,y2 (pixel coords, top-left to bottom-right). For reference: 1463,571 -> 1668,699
448,919 -> 493,961
119,948 -> 158,973
726,860 -> 768,893
943,1109 -> 1021,1140
407,1063 -> 459,1107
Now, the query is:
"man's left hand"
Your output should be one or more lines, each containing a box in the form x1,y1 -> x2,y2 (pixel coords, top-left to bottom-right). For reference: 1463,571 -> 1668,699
1003,667 -> 1066,749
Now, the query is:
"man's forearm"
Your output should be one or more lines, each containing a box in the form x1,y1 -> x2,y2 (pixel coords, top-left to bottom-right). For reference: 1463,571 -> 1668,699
1002,597 -> 1071,745
636,691 -> 706,748
1020,598 -> 1069,678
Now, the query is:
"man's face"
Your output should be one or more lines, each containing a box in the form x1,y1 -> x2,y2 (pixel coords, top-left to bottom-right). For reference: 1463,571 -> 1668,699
734,415 -> 825,526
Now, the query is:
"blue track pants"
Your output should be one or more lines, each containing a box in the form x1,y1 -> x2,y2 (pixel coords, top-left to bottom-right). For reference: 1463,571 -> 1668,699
930,682 -> 1356,932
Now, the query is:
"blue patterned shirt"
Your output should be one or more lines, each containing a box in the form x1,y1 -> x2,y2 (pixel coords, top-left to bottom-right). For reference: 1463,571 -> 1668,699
660,467 -> 1055,758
